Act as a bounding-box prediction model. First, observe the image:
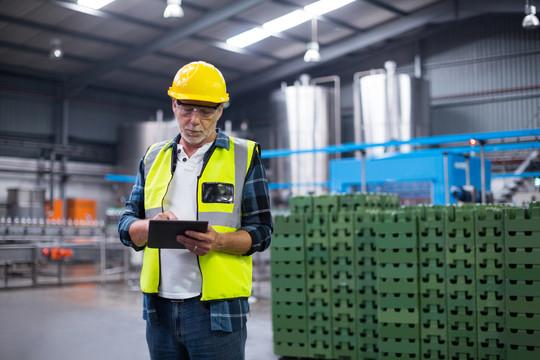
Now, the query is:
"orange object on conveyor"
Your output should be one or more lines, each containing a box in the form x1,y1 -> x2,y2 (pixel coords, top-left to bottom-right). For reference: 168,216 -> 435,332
67,198 -> 97,222
42,247 -> 73,260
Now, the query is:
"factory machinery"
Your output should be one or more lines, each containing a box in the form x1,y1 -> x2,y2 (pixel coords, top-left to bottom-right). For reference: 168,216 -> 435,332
0,188 -> 129,288
267,63 -> 540,206
271,193 -> 540,360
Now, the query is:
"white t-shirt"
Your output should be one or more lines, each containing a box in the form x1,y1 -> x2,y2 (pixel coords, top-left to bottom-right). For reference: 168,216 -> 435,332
158,142 -> 212,299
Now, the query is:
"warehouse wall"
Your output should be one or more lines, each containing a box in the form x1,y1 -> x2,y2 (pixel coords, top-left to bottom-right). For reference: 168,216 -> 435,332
0,72 -> 171,164
424,15 -> 540,134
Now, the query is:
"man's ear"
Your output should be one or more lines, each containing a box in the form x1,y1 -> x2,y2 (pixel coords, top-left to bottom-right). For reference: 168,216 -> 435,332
216,104 -> 224,119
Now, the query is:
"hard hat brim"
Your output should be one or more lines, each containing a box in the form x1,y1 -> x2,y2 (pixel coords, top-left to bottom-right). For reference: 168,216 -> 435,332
168,88 -> 229,103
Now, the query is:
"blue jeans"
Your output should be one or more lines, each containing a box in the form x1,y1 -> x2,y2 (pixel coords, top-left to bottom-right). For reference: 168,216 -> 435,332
145,296 -> 247,360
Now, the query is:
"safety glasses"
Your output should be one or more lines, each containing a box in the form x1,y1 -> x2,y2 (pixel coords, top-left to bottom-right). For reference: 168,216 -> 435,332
176,100 -> 220,120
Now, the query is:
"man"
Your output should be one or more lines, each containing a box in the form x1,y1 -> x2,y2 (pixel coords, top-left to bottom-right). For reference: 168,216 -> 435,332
118,61 -> 273,360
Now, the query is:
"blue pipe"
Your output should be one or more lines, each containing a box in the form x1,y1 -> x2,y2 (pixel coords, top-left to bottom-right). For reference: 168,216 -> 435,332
261,128 -> 540,159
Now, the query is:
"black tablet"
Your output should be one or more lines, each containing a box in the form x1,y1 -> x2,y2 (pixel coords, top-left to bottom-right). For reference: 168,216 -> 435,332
147,220 -> 208,249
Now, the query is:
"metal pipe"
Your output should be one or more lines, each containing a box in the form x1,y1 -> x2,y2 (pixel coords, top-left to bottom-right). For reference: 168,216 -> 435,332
361,150 -> 367,193
61,156 -> 68,221
62,100 -> 69,146
480,141 -> 486,204
465,154 -> 470,185
414,40 -> 422,79
310,75 -> 341,158
0,167 -> 109,178
432,84 -> 540,101
353,72 -> 361,158
352,69 -> 385,158
48,151 -> 55,218
443,152 -> 449,204
384,61 -> 400,142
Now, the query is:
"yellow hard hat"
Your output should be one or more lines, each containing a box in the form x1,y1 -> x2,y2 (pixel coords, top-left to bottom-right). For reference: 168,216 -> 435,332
168,61 -> 229,103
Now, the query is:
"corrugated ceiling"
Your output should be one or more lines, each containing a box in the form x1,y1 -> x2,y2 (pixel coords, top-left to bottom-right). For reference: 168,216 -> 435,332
0,0 -> 520,99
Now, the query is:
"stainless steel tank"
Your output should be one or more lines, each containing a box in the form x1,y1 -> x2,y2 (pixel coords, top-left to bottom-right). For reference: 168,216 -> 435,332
354,61 -> 430,154
7,188 -> 46,220
270,74 -> 337,198
116,120 -> 179,175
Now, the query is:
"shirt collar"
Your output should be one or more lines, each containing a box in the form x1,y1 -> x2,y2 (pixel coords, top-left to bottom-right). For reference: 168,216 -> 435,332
165,128 -> 230,152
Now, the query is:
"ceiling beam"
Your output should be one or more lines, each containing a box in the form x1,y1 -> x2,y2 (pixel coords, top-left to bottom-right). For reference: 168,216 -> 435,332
362,0 -> 408,16
45,0 -> 162,29
64,0 -> 267,97
230,0 -> 455,95
273,0 -> 365,32
0,14 -> 132,48
0,40 -> 97,65
229,0 -> 522,96
192,35 -> 282,62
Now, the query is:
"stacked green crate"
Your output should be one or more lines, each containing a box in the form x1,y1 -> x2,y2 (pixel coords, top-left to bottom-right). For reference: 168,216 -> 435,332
375,210 -> 420,359
381,194 -> 400,210
475,206 -> 505,359
339,193 -> 367,212
417,206 -> 448,360
354,209 -> 379,360
305,211 -> 333,359
504,203 -> 540,360
271,213 -> 308,358
290,195 -> 314,214
446,206 -> 477,360
329,210 -> 357,359
313,194 -> 340,214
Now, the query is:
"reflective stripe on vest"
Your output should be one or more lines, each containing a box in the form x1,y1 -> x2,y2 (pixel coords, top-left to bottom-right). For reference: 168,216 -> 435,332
198,137 -> 255,300
140,139 -> 174,295
139,135 -> 256,300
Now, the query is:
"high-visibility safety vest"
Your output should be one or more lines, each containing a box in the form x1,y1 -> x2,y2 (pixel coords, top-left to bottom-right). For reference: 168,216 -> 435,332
139,135 -> 257,301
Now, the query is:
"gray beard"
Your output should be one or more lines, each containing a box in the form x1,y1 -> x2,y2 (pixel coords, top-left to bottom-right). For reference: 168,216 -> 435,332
180,129 -> 209,145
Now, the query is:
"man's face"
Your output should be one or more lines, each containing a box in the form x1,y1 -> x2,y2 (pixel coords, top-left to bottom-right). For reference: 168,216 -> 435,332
172,99 -> 223,146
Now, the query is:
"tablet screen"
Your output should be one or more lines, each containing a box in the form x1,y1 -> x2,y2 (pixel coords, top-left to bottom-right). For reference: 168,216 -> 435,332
147,220 -> 208,249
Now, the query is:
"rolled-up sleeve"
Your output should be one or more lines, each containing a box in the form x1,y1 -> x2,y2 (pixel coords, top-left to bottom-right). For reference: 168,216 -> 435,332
239,148 -> 273,256
118,158 -> 147,251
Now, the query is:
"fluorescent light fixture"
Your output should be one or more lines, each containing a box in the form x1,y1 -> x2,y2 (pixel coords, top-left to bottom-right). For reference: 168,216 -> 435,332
225,0 -> 355,48
77,0 -> 114,10
226,27 -> 271,48
263,10 -> 312,33
305,0 -> 355,16
164,0 -> 184,18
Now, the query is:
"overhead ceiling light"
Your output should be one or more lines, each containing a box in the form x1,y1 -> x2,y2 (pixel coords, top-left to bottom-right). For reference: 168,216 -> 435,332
304,41 -> 321,63
77,0 -> 114,10
523,1 -> 540,29
225,0 -> 355,49
164,0 -> 184,18
226,28 -> 271,48
304,0 -> 355,16
49,38 -> 63,60
263,10 -> 312,33
304,17 -> 321,63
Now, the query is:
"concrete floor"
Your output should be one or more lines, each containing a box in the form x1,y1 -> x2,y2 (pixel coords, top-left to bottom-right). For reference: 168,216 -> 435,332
0,282 -> 278,360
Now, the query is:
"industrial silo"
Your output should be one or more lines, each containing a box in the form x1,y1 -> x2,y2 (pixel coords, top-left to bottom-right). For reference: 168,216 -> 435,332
116,119 -> 179,176
270,74 -> 339,199
353,61 -> 430,154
